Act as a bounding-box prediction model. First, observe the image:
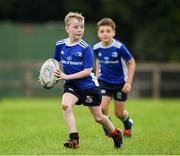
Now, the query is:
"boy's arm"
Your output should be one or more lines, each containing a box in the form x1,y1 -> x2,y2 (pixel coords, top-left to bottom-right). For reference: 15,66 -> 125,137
121,58 -> 136,93
54,68 -> 93,80
95,59 -> 99,78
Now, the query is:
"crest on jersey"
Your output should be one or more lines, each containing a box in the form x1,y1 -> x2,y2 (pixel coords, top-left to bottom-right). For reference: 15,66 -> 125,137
76,51 -> 83,57
112,52 -> 118,57
61,51 -> 64,54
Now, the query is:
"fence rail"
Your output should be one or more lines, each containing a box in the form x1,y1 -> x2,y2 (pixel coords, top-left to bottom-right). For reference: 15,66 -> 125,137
0,62 -> 180,98
135,63 -> 180,98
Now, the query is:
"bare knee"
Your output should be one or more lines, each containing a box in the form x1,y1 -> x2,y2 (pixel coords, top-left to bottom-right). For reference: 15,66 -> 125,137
62,104 -> 71,112
115,111 -> 124,119
101,108 -> 107,115
101,106 -> 109,115
115,110 -> 128,120
94,115 -> 107,124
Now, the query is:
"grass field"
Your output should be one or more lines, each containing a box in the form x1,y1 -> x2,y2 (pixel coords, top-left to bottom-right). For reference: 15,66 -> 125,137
0,97 -> 180,155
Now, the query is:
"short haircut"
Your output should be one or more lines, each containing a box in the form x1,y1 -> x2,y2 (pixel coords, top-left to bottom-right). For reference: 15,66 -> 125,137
64,12 -> 84,26
97,18 -> 116,30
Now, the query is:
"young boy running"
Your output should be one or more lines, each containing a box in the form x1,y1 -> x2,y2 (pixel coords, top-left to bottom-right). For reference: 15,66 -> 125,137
53,12 -> 123,149
93,18 -> 136,137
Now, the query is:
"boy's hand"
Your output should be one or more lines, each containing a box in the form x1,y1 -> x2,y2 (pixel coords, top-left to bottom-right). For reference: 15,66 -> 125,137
121,82 -> 131,93
54,69 -> 69,80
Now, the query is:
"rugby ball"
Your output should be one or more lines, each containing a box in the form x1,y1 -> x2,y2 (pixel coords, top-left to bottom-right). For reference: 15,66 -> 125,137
39,58 -> 60,89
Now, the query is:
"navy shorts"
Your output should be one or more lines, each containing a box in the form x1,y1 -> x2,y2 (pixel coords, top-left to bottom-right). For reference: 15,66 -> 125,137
63,84 -> 102,106
98,80 -> 128,101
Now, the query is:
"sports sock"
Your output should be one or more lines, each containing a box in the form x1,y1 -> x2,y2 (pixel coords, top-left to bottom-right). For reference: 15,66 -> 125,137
69,132 -> 79,140
122,116 -> 131,129
111,128 -> 118,136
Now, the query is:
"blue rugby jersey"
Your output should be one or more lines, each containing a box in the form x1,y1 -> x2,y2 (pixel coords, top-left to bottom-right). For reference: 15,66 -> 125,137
53,38 -> 99,89
93,39 -> 133,84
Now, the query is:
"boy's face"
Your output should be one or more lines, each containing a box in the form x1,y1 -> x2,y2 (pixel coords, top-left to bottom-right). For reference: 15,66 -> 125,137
66,18 -> 84,42
97,25 -> 115,44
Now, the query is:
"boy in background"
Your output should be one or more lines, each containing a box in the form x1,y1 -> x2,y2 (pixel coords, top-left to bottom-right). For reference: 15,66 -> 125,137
93,18 -> 136,137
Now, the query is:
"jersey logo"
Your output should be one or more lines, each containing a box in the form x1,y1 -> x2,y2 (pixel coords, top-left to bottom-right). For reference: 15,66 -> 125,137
67,56 -> 72,60
76,51 -> 83,57
112,52 -> 118,57
61,51 -> 64,54
98,53 -> 102,57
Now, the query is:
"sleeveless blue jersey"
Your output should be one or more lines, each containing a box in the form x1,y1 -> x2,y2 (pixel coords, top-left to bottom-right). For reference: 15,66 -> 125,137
93,39 -> 133,84
53,38 -> 99,89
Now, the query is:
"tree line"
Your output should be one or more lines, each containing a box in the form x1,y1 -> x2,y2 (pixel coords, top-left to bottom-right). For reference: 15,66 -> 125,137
0,0 -> 179,62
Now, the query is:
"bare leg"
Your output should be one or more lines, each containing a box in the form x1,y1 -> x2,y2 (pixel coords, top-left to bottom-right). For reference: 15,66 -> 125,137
88,106 -> 115,132
115,100 -> 133,137
89,106 -> 123,148
62,93 -> 79,133
114,100 -> 128,120
101,96 -> 111,116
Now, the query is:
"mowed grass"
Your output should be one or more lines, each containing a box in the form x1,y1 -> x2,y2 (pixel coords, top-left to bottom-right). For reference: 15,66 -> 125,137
0,98 -> 180,155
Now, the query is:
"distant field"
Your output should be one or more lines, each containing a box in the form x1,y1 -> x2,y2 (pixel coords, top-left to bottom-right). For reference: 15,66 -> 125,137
0,98 -> 180,155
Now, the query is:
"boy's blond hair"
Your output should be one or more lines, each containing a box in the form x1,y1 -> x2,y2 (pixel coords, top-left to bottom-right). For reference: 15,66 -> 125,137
64,12 -> 84,26
97,18 -> 116,30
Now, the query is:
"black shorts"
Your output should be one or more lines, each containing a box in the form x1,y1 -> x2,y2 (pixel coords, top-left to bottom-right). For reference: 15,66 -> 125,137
98,80 -> 128,101
63,84 -> 102,106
